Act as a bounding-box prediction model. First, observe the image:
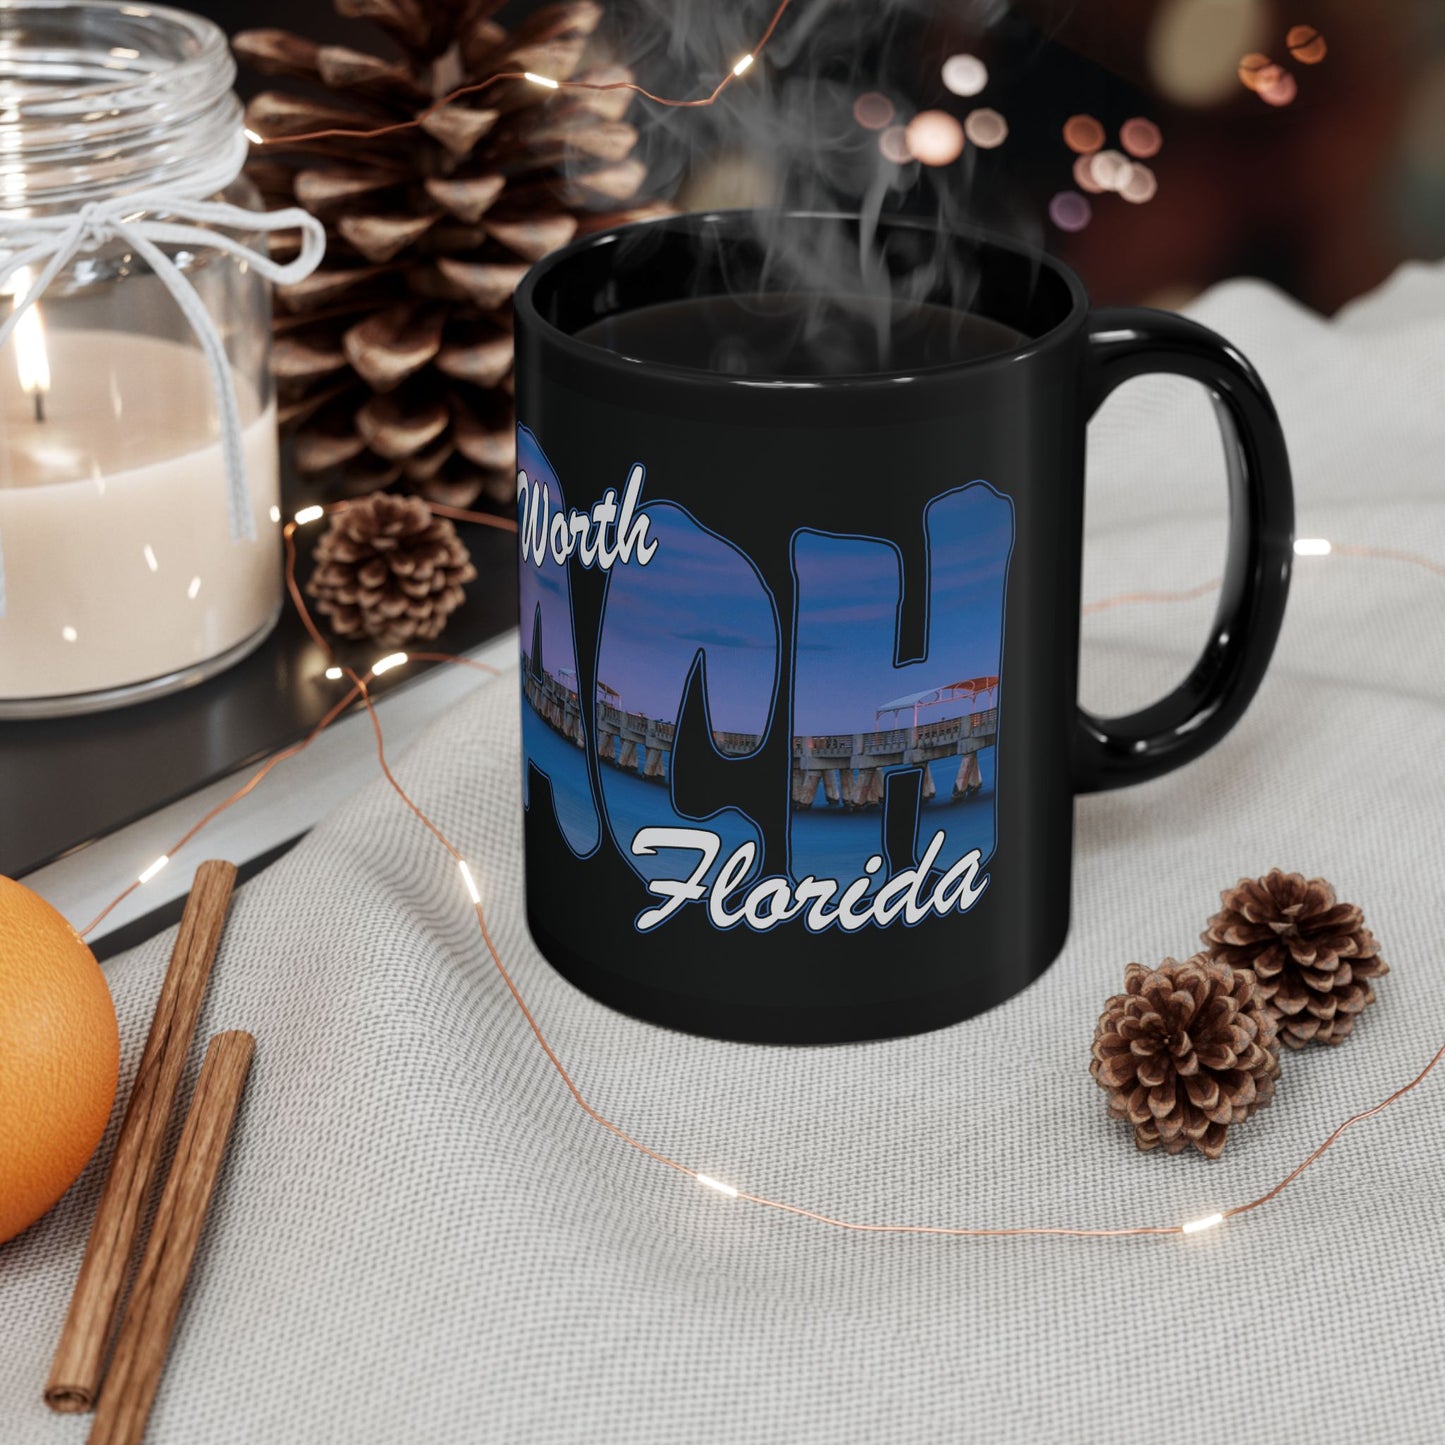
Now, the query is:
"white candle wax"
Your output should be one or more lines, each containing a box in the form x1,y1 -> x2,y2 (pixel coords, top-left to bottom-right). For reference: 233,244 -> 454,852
0,330 -> 281,702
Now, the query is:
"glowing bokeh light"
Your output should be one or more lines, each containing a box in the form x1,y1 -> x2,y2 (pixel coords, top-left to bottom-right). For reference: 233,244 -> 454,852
1251,61 -> 1286,95
1120,163 -> 1158,203
853,91 -> 894,130
1287,24 -> 1327,64
1063,114 -> 1106,154
905,109 -> 965,166
941,53 -> 988,97
963,107 -> 1008,149
1258,68 -> 1298,106
1088,148 -> 1133,192
1149,0 -> 1269,107
1049,190 -> 1092,232
879,125 -> 913,164
1237,52 -> 1273,91
1073,153 -> 1105,194
1120,117 -> 1162,159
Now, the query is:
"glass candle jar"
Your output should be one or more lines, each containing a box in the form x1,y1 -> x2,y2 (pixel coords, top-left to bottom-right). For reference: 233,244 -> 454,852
0,1 -> 287,716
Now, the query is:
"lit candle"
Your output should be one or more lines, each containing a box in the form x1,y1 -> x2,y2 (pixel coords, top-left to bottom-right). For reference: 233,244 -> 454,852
0,329 -> 280,707
7,269 -> 50,423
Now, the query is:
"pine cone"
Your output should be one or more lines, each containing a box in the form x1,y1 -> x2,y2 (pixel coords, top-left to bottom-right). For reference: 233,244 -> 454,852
1202,869 -> 1388,1049
1091,955 -> 1281,1159
235,1 -> 666,509
306,494 -> 477,646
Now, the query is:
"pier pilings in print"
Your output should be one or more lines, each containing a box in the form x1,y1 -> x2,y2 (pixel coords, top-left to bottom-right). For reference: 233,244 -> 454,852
522,662 -> 999,811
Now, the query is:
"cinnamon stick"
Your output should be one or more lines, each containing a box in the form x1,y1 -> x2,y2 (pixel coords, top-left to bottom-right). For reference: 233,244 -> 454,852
46,860 -> 238,1413
88,1032 -> 255,1445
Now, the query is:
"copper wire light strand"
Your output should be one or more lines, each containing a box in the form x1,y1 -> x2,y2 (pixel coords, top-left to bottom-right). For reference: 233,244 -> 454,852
254,0 -> 795,147
1223,1038 -> 1445,1220
342,636 -> 1183,1237
76,679 -> 363,938
421,502 -> 522,534
83,498 -> 1445,1242
1078,543 -> 1445,617
1082,579 -> 1221,615
1333,543 -> 1445,578
344,656 -> 702,1187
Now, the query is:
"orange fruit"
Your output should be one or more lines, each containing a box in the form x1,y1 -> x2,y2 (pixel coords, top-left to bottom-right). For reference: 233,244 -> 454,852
0,876 -> 119,1245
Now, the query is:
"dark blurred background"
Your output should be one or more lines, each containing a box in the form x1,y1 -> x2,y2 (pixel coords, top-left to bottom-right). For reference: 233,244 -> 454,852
209,0 -> 1445,315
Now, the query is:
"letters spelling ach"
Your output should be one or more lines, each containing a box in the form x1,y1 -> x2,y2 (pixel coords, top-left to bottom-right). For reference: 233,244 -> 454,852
519,463 -> 991,936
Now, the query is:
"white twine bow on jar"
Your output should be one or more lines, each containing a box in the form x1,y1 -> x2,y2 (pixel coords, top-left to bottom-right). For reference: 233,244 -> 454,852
0,166 -> 326,616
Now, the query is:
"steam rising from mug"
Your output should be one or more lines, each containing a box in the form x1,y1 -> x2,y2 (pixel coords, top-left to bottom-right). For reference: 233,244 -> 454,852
580,0 -> 1041,363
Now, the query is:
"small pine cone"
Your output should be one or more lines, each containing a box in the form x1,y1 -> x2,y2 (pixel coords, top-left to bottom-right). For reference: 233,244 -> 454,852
1091,955 -> 1281,1159
306,494 -> 477,648
1202,870 -> 1388,1049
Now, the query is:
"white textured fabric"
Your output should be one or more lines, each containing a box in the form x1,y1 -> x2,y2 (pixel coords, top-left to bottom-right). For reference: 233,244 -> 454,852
4,267 -> 1444,1444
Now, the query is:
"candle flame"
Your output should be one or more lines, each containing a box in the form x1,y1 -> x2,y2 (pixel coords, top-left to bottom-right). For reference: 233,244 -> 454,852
7,267 -> 50,410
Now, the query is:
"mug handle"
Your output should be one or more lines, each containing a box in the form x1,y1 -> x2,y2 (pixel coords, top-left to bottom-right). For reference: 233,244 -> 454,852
1074,306 -> 1295,792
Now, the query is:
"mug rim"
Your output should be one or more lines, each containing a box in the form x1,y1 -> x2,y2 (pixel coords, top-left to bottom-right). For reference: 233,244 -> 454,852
514,208 -> 1091,392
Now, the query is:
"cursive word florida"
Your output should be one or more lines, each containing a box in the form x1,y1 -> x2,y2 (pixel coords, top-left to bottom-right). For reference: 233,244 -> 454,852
630,827 -> 989,934
518,462 -> 658,572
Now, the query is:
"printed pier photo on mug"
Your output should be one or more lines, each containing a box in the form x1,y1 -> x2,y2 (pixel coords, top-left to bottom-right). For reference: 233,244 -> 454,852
518,424 -> 1014,938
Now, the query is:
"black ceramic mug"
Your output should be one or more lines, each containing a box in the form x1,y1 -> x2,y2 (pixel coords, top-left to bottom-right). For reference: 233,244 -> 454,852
512,211 -> 1293,1044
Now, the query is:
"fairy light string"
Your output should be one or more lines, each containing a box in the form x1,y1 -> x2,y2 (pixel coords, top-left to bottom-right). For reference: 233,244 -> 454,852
246,0 -> 795,149
72,498 -> 1445,1244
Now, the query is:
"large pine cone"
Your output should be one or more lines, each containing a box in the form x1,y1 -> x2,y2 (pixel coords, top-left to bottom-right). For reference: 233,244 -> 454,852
306,494 -> 477,646
1202,869 -> 1388,1048
235,1 -> 666,509
1091,956 -> 1281,1159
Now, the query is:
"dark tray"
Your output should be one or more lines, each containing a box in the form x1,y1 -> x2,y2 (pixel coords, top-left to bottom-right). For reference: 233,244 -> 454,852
0,521 -> 517,880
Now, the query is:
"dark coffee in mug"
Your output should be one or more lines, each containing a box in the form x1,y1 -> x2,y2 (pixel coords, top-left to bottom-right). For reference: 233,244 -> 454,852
575,293 -> 1026,376
513,212 -> 1293,1044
